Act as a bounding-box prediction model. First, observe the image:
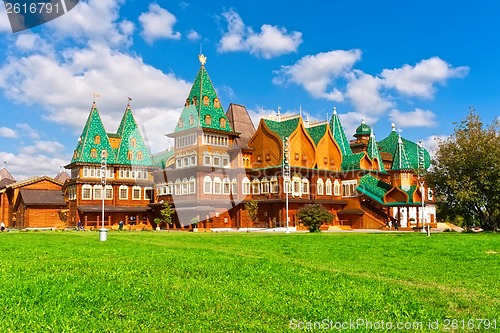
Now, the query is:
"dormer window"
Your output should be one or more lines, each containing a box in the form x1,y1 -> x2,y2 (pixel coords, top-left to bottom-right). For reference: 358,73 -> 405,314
178,119 -> 183,128
94,135 -> 100,144
185,98 -> 190,107
220,118 -> 226,128
137,151 -> 143,161
203,95 -> 209,106
205,115 -> 211,126
130,138 -> 137,147
193,96 -> 198,106
214,98 -> 220,108
127,151 -> 133,160
90,148 -> 97,159
189,115 -> 194,125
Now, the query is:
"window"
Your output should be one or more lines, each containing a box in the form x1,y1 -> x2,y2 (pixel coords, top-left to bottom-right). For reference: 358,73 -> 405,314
222,178 -> 230,195
292,177 -> 301,196
190,155 -> 197,166
82,185 -> 92,200
105,185 -> 113,200
131,186 -> 140,200
203,176 -> 212,194
213,155 -> 221,167
317,178 -> 324,195
174,179 -> 181,195
326,179 -> 332,196
261,177 -> 269,194
204,153 -> 212,166
222,157 -> 230,168
177,119 -> 183,128
189,177 -> 196,194
127,151 -> 133,160
302,178 -> 309,195
333,180 -> 340,196
220,118 -> 226,128
270,177 -> 279,194
167,182 -> 173,195
342,180 -> 357,198
214,98 -> 220,108
205,115 -> 211,126
193,96 -> 197,106
242,177 -> 250,195
137,152 -> 143,161
90,149 -> 97,159
144,187 -> 152,200
130,138 -> 137,147
119,186 -> 128,200
182,178 -> 189,195
231,178 -> 238,195
183,157 -> 189,167
185,98 -> 190,107
94,135 -> 100,144
213,177 -> 222,194
93,185 -> 102,200
252,179 -> 260,195
203,95 -> 209,106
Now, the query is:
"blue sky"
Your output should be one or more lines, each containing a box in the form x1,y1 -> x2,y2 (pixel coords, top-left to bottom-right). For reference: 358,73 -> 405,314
0,0 -> 499,179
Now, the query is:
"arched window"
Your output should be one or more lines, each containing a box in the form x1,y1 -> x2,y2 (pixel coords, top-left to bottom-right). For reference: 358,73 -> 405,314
325,179 -> 332,196
182,178 -> 189,195
317,178 -> 324,195
214,98 -> 220,108
94,135 -> 100,144
192,96 -> 198,106
333,180 -> 340,196
231,178 -> 238,195
219,118 -> 226,128
261,177 -> 269,194
242,177 -> 250,195
252,179 -> 260,195
137,151 -> 143,161
185,98 -> 190,107
167,182 -> 173,195
203,95 -> 209,106
130,138 -> 137,147
189,115 -> 194,125
90,148 -> 97,159
302,178 -> 310,195
222,178 -> 230,195
189,177 -> 196,194
205,115 -> 211,126
127,151 -> 133,160
270,176 -> 279,194
213,177 -> 222,194
174,178 -> 182,195
203,176 -> 212,194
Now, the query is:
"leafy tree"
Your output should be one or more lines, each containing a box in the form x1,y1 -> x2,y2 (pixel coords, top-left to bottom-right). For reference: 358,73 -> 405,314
153,202 -> 175,228
245,199 -> 259,222
427,109 -> 500,231
297,204 -> 334,232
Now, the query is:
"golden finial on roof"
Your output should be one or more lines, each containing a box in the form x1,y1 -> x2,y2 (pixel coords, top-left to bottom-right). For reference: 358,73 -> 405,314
198,54 -> 207,66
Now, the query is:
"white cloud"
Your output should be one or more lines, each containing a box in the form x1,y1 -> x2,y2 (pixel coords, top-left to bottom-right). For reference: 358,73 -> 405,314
0,4 -> 11,33
20,140 -> 66,155
16,124 -> 40,139
139,3 -> 181,44
218,9 -> 302,58
381,57 -> 469,98
0,127 -> 17,138
15,32 -> 52,54
187,29 -> 201,41
0,151 -> 67,180
46,0 -> 133,47
346,70 -> 393,115
338,111 -> 378,139
389,108 -> 438,128
421,134 -> 449,160
273,49 -> 361,101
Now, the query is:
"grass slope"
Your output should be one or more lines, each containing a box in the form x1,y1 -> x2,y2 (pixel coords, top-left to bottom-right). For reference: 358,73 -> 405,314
0,232 -> 499,332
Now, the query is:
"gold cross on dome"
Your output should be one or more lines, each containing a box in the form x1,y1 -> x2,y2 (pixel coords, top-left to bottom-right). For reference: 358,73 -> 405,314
198,54 -> 207,66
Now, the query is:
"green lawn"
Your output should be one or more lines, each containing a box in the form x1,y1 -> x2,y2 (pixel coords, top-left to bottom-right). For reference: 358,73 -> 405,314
0,231 -> 499,332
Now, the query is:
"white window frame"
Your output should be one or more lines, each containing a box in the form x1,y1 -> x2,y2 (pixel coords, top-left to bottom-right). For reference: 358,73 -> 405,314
132,186 -> 141,200
270,177 -> 279,194
82,185 -> 92,200
213,177 -> 222,195
317,178 -> 324,195
252,179 -> 260,195
188,177 -> 196,194
242,177 -> 250,195
119,185 -> 128,200
93,185 -> 103,200
203,176 -> 212,194
105,185 -> 113,200
333,179 -> 340,196
326,179 -> 332,196
261,177 -> 269,194
144,187 -> 152,200
302,178 -> 309,195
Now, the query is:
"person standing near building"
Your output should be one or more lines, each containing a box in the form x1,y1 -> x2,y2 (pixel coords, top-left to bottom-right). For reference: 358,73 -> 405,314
1,221 -> 5,232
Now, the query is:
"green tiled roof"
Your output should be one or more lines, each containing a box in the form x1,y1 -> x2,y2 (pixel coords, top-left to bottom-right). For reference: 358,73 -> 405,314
402,185 -> 421,204
378,130 -> 431,170
305,122 -> 327,145
115,106 -> 154,166
152,149 -> 175,168
329,110 -> 352,156
71,105 -> 116,164
342,152 -> 365,170
391,136 -> 413,171
367,132 -> 386,172
355,121 -> 371,136
357,174 -> 392,204
263,116 -> 300,139
175,63 -> 232,133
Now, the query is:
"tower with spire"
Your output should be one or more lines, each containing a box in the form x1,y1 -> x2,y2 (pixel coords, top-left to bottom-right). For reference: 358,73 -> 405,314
64,100 -> 155,229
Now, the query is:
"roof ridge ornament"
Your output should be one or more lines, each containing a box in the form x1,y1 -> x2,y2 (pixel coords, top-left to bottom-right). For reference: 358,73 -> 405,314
198,54 -> 207,66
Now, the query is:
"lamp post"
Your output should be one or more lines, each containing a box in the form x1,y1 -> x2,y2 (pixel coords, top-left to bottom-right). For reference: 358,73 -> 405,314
283,136 -> 290,233
417,141 -> 429,236
99,149 -> 107,241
